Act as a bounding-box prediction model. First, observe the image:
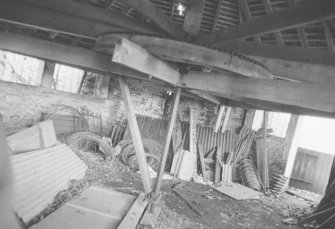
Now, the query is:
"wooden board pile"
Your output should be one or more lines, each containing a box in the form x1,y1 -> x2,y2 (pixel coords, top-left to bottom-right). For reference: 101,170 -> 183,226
198,126 -> 259,186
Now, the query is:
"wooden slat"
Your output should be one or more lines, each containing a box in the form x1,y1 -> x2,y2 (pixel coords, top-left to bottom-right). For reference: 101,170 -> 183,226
118,77 -> 152,193
121,0 -> 187,40
117,193 -> 148,229
154,87 -> 181,193
112,38 -> 181,85
181,72 -> 335,114
196,0 -> 335,45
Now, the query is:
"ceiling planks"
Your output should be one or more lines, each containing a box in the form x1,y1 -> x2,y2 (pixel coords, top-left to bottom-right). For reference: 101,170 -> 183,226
120,0 -> 187,40
196,0 -> 335,45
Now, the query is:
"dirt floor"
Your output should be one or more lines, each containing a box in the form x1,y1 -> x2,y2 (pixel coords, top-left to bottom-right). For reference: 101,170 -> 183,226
28,150 -> 318,229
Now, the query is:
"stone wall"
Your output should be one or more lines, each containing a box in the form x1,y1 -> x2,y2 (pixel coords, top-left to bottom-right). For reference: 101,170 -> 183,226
1,79 -> 245,136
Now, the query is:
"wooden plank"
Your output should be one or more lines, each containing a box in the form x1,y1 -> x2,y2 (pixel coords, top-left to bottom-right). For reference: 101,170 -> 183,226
154,88 -> 181,193
263,112 -> 269,193
117,193 -> 149,229
221,107 -> 231,134
112,38 -> 181,85
0,32 -> 148,80
214,146 -> 223,183
214,105 -> 225,133
0,0 -> 160,39
197,143 -> 207,182
196,0 -> 335,45
181,72 -> 335,114
183,0 -> 205,35
121,0 -> 187,40
118,77 -> 152,193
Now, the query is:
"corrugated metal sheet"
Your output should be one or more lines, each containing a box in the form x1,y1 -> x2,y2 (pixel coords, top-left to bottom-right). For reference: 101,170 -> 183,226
11,143 -> 88,224
123,115 -> 236,156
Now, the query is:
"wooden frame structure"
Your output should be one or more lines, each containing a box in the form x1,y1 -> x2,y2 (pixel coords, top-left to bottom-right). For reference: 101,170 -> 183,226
1,0 -> 335,227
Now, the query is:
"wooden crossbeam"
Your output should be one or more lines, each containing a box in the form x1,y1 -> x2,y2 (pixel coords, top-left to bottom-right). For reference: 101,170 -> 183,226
154,87 -> 181,194
119,77 -> 152,193
0,32 -> 149,80
120,0 -> 187,40
196,0 -> 335,45
182,72 -> 335,114
112,38 -> 181,85
0,0 -> 160,39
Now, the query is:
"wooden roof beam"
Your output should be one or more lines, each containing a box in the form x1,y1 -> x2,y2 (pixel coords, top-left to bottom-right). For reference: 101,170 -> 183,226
181,72 -> 335,114
196,0 -> 335,45
120,0 -> 187,40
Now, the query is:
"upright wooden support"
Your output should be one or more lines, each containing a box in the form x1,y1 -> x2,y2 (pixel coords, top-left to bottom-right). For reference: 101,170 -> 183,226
263,111 -> 269,193
118,77 -> 152,194
214,105 -> 225,133
221,107 -> 231,133
154,87 -> 181,194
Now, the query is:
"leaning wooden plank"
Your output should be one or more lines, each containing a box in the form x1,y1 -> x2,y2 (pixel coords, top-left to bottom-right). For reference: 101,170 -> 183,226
214,146 -> 223,183
119,77 -> 152,193
117,193 -> 149,229
154,88 -> 181,193
113,38 -> 181,85
221,107 -> 231,133
6,120 -> 57,154
214,105 -> 225,133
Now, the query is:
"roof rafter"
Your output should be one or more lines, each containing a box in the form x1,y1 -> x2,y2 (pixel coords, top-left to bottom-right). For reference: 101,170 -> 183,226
120,0 -> 187,40
196,0 -> 335,45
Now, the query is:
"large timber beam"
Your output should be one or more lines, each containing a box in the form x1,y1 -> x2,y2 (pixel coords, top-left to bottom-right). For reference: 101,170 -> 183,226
121,0 -> 187,40
0,31 -> 149,80
181,72 -> 335,115
112,38 -> 181,85
196,0 -> 335,45
0,0 -> 160,39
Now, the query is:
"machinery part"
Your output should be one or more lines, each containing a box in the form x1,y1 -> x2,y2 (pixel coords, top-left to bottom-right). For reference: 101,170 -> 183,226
95,34 -> 273,79
68,132 -> 114,160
